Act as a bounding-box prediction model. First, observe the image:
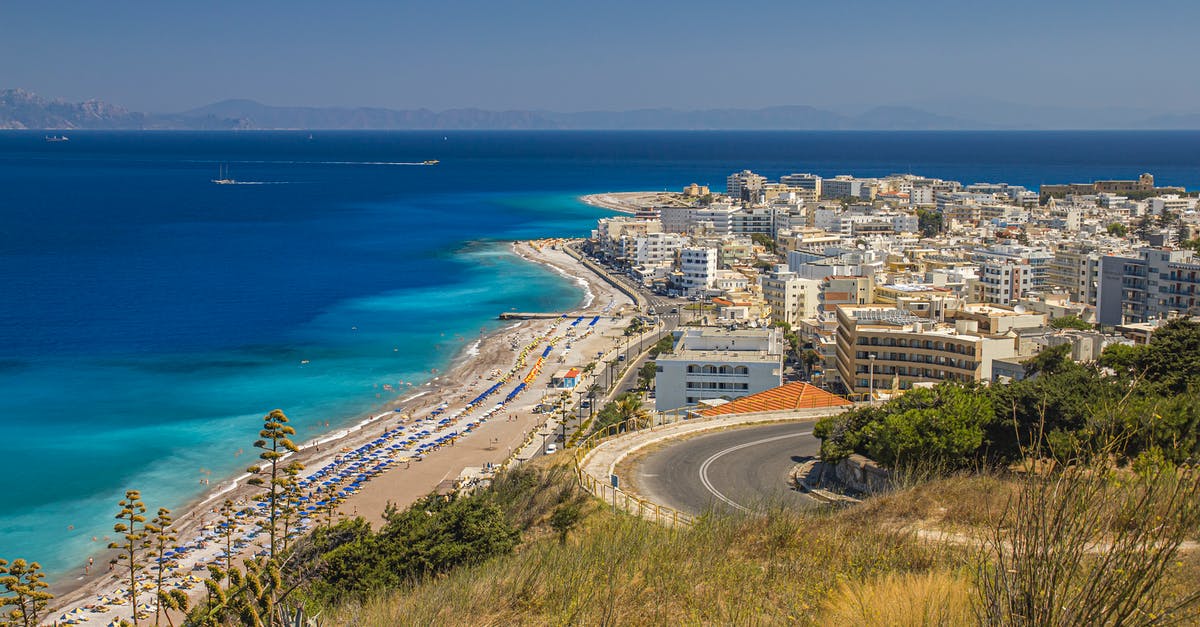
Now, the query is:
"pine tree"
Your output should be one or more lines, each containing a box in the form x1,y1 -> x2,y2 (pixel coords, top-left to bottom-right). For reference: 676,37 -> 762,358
145,507 -> 177,627
0,558 -> 52,627
109,490 -> 149,626
246,409 -> 302,560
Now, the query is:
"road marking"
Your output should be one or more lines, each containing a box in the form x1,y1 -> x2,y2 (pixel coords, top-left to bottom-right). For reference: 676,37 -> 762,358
698,431 -> 812,512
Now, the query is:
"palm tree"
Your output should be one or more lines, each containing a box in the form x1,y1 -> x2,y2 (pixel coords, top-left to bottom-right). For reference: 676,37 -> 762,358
586,384 -> 601,420
614,393 -> 651,430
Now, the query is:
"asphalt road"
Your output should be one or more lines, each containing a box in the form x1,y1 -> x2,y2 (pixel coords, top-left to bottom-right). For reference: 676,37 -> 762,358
633,421 -> 821,515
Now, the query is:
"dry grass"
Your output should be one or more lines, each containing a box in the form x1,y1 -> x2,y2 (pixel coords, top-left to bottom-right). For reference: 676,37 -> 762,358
817,570 -> 975,626
328,496 -> 955,625
853,473 -> 1017,531
319,460 -> 1200,626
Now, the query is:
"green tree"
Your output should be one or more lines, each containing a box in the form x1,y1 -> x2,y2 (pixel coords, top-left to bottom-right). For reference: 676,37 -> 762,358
750,232 -> 778,254
1025,343 -> 1075,377
1106,222 -> 1128,237
637,361 -> 657,390
110,489 -> 149,626
146,507 -> 177,627
246,409 -> 302,560
1049,315 -> 1092,330
0,559 -> 52,627
916,208 -> 943,237
865,385 -> 994,470
649,334 -> 675,357
624,317 -> 645,336
549,502 -> 583,544
1181,238 -> 1200,253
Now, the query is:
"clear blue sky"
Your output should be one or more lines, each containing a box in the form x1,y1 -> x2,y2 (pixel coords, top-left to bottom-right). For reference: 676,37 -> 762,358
2,0 -> 1197,113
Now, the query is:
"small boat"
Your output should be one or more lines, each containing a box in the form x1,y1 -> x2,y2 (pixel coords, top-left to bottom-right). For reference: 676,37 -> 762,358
423,159 -> 439,166
44,135 -> 70,142
212,164 -> 236,185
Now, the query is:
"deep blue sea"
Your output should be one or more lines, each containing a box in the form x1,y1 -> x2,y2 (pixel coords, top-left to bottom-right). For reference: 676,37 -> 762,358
2,130 -> 1199,578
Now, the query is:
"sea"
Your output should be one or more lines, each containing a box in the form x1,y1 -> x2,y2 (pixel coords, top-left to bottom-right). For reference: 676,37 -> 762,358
1,130 -> 1199,578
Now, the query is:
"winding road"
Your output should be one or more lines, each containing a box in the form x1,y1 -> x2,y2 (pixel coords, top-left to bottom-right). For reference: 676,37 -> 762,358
632,421 -> 822,515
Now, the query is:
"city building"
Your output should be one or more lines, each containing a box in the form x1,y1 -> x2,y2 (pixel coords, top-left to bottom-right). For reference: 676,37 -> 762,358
655,328 -> 784,411
761,269 -> 821,327
833,305 -> 1019,398
678,246 -> 718,295
1098,248 -> 1200,325
780,173 -> 822,198
726,170 -> 767,203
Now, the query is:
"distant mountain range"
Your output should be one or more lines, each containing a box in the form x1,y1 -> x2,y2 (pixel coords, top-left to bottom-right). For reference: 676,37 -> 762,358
4,88 -> 1200,131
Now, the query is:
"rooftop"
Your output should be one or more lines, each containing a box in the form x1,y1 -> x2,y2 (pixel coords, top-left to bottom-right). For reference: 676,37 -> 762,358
698,382 -> 852,416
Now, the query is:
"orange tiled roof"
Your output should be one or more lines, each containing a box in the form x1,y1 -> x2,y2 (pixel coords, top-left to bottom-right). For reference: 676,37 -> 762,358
698,382 -> 852,417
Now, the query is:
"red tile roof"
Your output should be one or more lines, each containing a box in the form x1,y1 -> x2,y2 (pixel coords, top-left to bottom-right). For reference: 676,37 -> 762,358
698,382 -> 852,417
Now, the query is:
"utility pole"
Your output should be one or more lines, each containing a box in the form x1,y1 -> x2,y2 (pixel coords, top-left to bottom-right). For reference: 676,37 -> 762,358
868,353 -> 877,404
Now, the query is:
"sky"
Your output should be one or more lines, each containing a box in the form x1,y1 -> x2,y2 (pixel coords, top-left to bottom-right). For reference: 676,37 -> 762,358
2,0 -> 1198,114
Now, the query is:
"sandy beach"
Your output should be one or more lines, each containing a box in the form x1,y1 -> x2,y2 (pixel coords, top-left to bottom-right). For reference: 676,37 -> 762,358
48,238 -> 637,626
580,191 -> 663,214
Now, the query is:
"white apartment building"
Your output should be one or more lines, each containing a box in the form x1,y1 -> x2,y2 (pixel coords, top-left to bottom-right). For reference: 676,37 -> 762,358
632,232 -> 686,266
594,217 -> 663,262
655,328 -> 784,411
730,206 -> 776,235
659,204 -> 737,236
978,259 -> 1034,305
678,246 -> 718,296
1149,195 -> 1197,216
762,270 -> 821,327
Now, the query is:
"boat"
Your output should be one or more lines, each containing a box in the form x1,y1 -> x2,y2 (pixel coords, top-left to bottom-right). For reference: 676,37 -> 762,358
212,164 -> 236,185
44,135 -> 70,142
423,160 -> 439,166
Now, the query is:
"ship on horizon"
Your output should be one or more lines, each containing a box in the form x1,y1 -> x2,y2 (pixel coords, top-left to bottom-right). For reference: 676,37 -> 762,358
44,135 -> 69,143
212,164 -> 236,185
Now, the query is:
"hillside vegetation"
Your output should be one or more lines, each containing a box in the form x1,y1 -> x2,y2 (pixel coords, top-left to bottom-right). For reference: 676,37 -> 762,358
312,457 -> 1200,626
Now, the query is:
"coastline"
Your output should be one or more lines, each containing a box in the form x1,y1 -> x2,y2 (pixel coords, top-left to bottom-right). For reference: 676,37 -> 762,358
580,191 -> 664,214
49,237 -> 635,624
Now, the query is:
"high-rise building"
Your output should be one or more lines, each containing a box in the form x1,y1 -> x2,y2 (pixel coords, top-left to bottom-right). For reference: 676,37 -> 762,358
726,170 -> 767,203
1098,248 -> 1200,325
678,246 -> 718,296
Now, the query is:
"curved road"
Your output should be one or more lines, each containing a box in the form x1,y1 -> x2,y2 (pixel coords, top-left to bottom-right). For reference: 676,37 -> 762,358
633,422 -> 821,515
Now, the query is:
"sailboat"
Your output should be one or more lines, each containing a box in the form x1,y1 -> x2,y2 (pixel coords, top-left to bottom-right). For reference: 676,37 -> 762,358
212,164 -> 236,185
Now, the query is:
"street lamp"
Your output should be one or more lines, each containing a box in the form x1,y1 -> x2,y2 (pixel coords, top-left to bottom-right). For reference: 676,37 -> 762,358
868,353 -> 877,404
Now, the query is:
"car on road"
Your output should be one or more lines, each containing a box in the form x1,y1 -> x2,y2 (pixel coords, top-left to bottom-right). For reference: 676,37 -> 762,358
544,443 -> 558,454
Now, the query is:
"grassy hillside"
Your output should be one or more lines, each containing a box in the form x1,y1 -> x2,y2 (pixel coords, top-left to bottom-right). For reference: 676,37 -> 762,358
317,458 -> 1200,626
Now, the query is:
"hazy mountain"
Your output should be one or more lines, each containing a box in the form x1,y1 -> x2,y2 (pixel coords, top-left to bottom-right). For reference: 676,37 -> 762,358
5,89 -> 1200,130
0,88 -> 245,130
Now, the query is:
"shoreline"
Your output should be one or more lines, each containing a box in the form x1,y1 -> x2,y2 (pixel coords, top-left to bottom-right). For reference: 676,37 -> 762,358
49,237 -> 635,624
